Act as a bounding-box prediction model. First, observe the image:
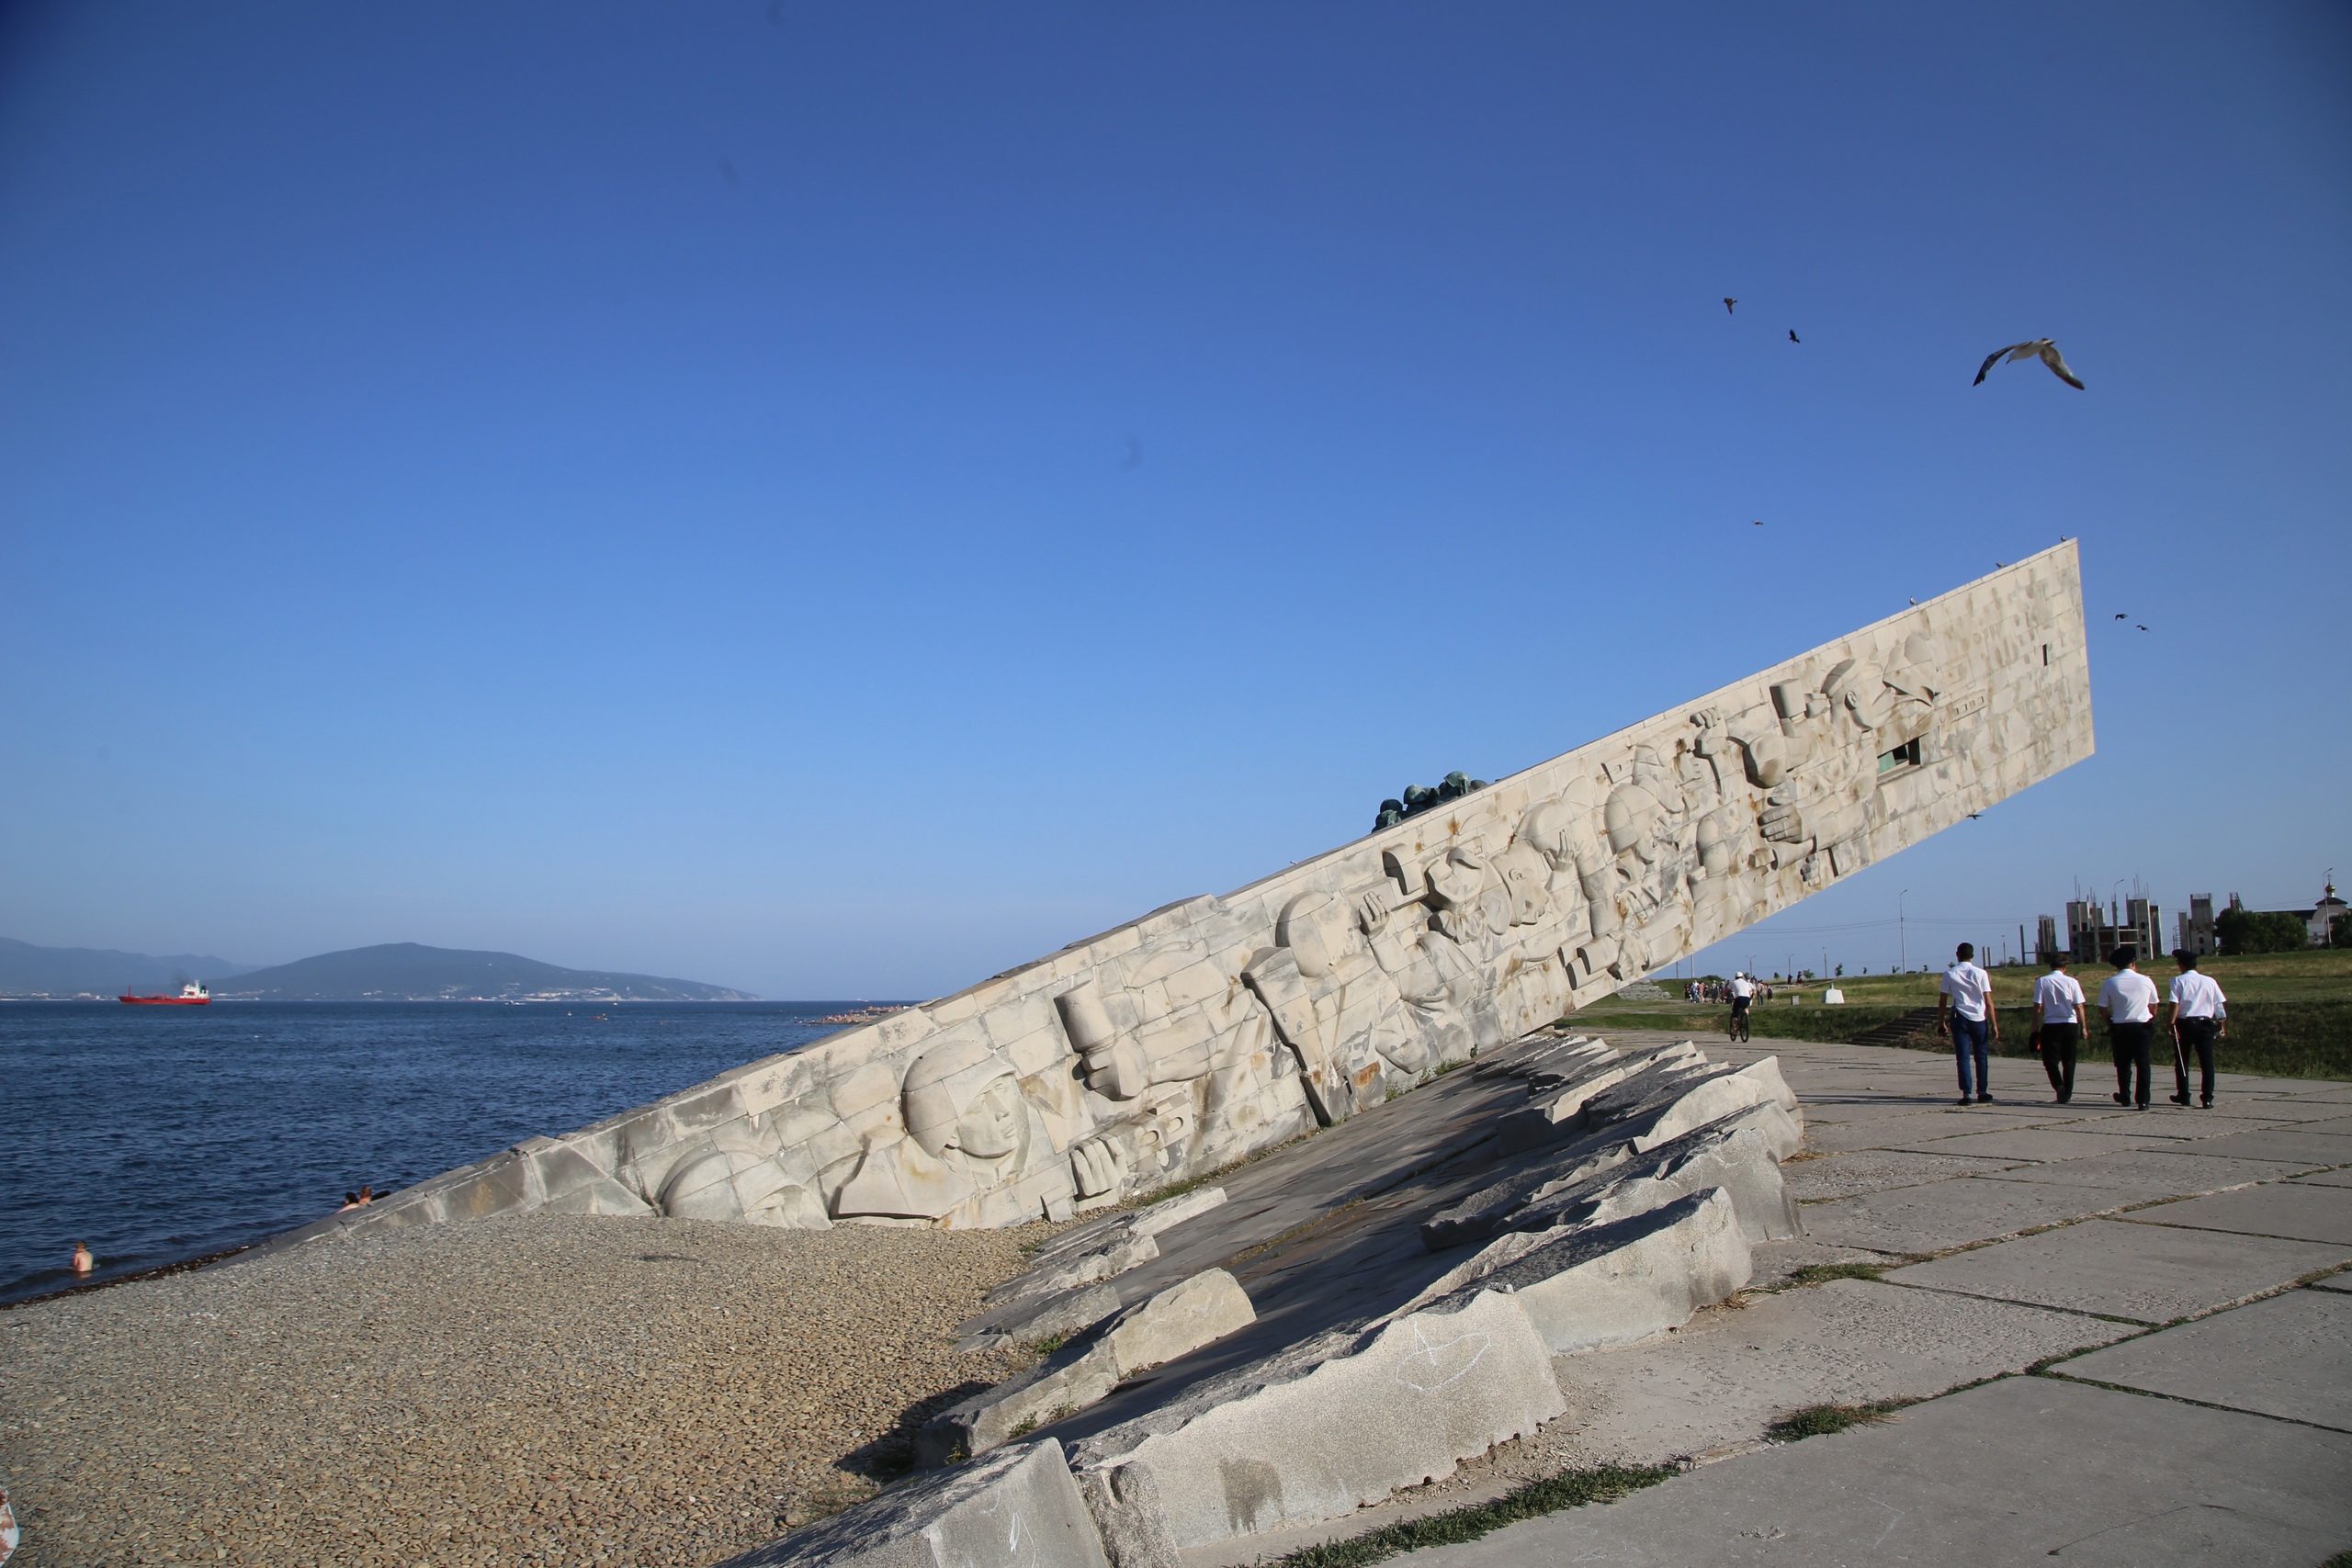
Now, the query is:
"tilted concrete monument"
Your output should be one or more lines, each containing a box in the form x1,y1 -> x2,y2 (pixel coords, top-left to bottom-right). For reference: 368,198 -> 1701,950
308,544 -> 2091,1243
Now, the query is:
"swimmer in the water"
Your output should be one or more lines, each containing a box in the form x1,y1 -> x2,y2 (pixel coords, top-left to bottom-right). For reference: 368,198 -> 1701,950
71,1242 -> 94,1275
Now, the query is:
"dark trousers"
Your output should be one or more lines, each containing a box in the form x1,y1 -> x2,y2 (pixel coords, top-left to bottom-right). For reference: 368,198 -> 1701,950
2039,1021 -> 2080,1102
2109,1020 -> 2154,1106
2175,1018 -> 2218,1105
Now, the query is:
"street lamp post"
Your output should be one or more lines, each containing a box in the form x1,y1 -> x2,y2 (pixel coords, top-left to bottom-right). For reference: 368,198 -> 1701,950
1899,889 -> 1909,973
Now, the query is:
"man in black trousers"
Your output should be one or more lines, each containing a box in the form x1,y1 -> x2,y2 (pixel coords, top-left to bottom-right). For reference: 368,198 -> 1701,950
2098,946 -> 2161,1109
2033,953 -> 2088,1103
2166,949 -> 2228,1108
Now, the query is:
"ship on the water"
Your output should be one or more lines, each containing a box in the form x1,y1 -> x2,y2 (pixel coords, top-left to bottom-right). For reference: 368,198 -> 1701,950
119,982 -> 210,1005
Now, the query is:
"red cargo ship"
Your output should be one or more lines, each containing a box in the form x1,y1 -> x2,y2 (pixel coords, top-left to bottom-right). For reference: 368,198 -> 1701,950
119,982 -> 211,1005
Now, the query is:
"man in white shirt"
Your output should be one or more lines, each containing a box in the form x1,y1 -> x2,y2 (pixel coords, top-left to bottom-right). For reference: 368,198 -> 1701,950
1937,942 -> 1998,1105
2032,956 -> 2089,1104
1728,973 -> 1754,1038
2165,950 -> 2228,1108
2097,946 -> 2161,1109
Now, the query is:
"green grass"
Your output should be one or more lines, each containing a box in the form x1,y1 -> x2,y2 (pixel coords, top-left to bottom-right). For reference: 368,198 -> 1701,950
1781,1261 -> 1892,1288
1765,1400 -> 1911,1441
1266,1462 -> 1680,1567
1577,989 -> 2352,1082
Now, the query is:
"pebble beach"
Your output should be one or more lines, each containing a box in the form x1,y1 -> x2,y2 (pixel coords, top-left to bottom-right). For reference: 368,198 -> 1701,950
0,1216 -> 1045,1567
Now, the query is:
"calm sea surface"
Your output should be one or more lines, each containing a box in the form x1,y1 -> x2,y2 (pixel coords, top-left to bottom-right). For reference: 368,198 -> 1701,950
0,1001 -> 874,1303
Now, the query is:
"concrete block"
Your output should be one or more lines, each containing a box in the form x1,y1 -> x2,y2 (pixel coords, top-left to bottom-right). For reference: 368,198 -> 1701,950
996,1233 -> 1160,1303
1886,1216 -> 2348,1324
920,1270 -> 1254,1465
715,1438 -> 1109,1568
1414,1188 -> 1751,1352
1801,1174 -> 2143,1254
2128,1181 -> 2352,1246
2055,1288 -> 2352,1429
1068,1288 -> 1563,1548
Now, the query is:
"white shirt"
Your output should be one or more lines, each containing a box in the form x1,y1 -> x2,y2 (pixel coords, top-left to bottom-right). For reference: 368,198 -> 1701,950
2034,971 -> 2086,1024
1730,976 -> 1753,998
2098,969 -> 2159,1023
1940,962 -> 1992,1021
2169,971 -> 2227,1020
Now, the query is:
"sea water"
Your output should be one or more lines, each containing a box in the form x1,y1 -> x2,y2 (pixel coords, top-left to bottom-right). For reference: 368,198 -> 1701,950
0,1001 -> 872,1303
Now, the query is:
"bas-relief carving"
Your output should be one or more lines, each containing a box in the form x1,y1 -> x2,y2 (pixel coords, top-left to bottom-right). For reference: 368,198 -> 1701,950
348,548 -> 2092,1239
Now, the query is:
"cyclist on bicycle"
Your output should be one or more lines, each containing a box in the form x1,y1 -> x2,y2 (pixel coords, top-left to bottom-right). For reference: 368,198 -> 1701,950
1728,972 -> 1755,1041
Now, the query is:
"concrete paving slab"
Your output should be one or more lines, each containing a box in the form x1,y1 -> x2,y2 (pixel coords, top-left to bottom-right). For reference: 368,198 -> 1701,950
2055,1288 -> 2352,1431
1552,1279 -> 2131,1465
2311,1273 -> 2352,1292
1975,1149 -> 2323,1198
2294,1170 -> 2352,1189
2192,1099 -> 2352,1122
1800,1176 -> 2142,1255
1883,1126 -> 2174,1161
2294,1116 -> 2352,1136
2125,1181 -> 2352,1246
1784,1149 -> 2018,1202
1394,1377 -> 2352,1568
1884,1217 -> 2348,1324
1797,1112 -> 2062,1155
2159,1128 -> 2352,1168
1742,1238 -> 1905,1287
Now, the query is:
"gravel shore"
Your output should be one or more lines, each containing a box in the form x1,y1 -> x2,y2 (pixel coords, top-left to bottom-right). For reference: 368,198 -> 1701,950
0,1215 -> 1045,1567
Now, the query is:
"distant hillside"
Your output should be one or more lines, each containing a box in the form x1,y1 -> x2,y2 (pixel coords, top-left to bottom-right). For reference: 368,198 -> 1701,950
0,937 -> 254,998
205,942 -> 756,1001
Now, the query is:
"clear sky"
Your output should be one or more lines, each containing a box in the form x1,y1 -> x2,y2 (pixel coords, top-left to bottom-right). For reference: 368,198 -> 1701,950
3,3 -> 2346,998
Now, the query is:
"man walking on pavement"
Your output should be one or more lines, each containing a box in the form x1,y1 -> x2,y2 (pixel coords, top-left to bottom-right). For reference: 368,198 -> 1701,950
2098,946 -> 2160,1109
2166,949 -> 2227,1108
2033,953 -> 2088,1103
1937,942 -> 1997,1105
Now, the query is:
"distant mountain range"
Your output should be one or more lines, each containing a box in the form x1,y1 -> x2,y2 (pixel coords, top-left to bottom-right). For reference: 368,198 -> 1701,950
0,937 -> 254,998
0,938 -> 755,1001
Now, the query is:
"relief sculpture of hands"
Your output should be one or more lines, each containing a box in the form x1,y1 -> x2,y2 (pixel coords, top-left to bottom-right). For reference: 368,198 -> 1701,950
1082,1039 -> 1152,1102
1069,1135 -> 1127,1200
1758,799 -> 1807,844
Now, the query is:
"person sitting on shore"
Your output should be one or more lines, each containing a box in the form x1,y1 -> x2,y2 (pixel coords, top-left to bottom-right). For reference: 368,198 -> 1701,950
337,1185 -> 378,1212
71,1242 -> 94,1275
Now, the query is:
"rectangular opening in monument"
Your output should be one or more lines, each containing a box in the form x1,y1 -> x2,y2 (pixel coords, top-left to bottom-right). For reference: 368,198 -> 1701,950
1876,739 -> 1923,775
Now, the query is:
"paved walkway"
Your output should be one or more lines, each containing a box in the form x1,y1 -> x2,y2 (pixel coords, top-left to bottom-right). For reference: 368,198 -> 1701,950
1195,1034 -> 2352,1566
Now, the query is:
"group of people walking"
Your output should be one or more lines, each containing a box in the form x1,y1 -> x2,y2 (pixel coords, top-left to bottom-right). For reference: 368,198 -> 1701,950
1935,941 -> 2227,1109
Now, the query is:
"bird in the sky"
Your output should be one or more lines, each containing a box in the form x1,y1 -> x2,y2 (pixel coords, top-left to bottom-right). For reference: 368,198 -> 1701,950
1724,298 -> 1737,315
1788,330 -> 1800,343
1974,339 -> 2085,389
1752,520 -> 1764,526
1909,597 -> 1918,606
1967,812 -> 1984,820
2114,613 -> 2127,620
2137,625 -> 2149,632
1120,435 -> 1144,470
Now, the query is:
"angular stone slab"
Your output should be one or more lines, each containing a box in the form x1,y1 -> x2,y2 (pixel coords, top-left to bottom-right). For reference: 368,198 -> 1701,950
1508,1122 -> 1802,1245
1800,1175 -> 2143,1255
1065,1289 -> 1563,1549
2056,1288 -> 2352,1431
957,1281 -> 1126,1353
1402,1377 -> 2352,1568
1887,1217 -> 2349,1324
1416,1187 -> 1751,1352
2127,1181 -> 2352,1246
715,1438 -> 1109,1568
919,1270 -> 1255,1466
2295,1169 -> 2352,1190
1423,1099 -> 1791,1251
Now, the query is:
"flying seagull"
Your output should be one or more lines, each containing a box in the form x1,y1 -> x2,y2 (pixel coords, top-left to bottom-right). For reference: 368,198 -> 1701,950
2137,624 -> 2149,632
1974,338 -> 2085,389
1788,330 -> 1800,343
1909,597 -> 1918,605
2114,613 -> 2127,620
1752,519 -> 1764,525
1724,298 -> 1737,315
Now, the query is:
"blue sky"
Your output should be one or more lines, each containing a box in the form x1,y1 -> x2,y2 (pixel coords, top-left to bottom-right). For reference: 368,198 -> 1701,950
3,3 -> 2345,997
